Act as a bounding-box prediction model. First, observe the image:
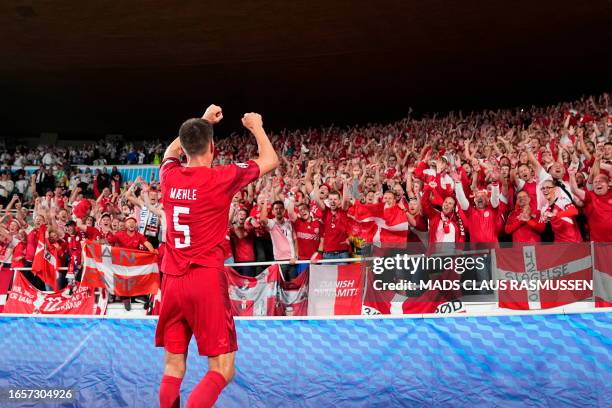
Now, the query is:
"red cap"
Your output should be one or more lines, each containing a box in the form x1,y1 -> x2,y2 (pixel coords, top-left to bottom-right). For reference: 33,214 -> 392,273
125,216 -> 138,223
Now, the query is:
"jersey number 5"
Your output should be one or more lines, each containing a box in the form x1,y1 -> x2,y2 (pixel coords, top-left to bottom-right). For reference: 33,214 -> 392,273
173,206 -> 190,248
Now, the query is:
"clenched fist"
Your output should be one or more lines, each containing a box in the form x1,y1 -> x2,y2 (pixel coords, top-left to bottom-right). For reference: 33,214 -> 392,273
242,112 -> 263,131
202,104 -> 223,124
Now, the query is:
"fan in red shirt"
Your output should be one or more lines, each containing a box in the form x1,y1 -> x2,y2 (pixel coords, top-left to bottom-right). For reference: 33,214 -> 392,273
25,214 -> 45,266
156,105 -> 278,408
539,179 -> 582,242
504,191 -> 546,243
108,217 -> 154,251
230,207 -> 256,277
107,216 -> 156,311
569,171 -> 612,242
75,216 -> 102,241
514,164 -> 539,212
288,202 -> 321,260
312,189 -> 351,260
63,221 -> 84,279
454,176 -> 503,245
10,231 -> 27,269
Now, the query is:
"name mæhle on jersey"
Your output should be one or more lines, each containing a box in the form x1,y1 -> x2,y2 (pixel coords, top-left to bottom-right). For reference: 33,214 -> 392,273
169,188 -> 198,200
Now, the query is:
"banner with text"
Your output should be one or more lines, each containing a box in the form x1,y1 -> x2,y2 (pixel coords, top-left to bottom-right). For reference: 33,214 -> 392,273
307,263 -> 364,316
3,272 -> 100,315
82,241 -> 159,296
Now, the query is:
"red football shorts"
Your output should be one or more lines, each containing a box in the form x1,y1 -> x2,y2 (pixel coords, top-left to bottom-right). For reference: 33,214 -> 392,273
155,264 -> 237,356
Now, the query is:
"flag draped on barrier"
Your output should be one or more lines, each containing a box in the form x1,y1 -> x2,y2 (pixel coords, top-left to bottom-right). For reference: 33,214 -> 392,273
226,264 -> 280,316
0,266 -> 13,313
81,241 -> 159,296
495,243 -> 593,310
277,266 -> 309,316
31,224 -> 59,290
307,263 -> 364,315
3,272 -> 105,315
361,266 -> 454,315
594,244 -> 612,308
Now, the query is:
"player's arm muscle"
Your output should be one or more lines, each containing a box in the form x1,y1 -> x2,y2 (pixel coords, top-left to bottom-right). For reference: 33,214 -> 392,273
163,137 -> 182,161
242,113 -> 279,176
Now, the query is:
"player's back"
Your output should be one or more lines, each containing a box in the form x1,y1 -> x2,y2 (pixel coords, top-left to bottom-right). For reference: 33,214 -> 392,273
160,157 -> 260,275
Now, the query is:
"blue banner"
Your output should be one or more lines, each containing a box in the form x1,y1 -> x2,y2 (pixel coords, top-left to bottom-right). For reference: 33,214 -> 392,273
0,313 -> 609,407
22,165 -> 159,184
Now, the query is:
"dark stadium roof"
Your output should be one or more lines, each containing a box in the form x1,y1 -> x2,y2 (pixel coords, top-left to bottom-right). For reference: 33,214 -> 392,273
1,0 -> 611,139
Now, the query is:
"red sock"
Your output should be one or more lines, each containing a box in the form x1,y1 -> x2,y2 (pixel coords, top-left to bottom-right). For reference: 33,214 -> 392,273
160,375 -> 182,408
186,370 -> 227,408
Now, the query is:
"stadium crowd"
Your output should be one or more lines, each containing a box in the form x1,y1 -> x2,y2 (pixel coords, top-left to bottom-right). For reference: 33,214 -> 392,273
0,93 -> 611,308
1,140 -> 166,169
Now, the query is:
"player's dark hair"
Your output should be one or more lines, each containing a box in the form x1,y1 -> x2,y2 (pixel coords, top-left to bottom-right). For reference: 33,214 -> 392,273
272,200 -> 284,208
329,190 -> 342,198
178,118 -> 214,156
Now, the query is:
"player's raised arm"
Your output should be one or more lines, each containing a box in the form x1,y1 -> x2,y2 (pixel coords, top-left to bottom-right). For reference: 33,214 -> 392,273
242,113 -> 279,176
163,104 -> 223,161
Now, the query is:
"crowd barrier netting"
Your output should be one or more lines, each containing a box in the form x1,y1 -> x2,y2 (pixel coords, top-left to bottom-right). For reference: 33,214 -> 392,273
0,312 -> 609,407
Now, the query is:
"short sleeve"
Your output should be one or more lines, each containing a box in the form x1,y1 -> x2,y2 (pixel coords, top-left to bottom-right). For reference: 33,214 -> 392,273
226,160 -> 260,195
160,157 -> 181,185
266,219 -> 275,230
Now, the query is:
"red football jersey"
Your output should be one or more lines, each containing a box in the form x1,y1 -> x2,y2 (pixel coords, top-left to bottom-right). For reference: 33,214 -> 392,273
583,190 -> 612,242
108,230 -> 147,250
546,201 -> 582,243
320,208 -> 350,252
293,218 -> 321,259
160,157 -> 260,275
78,226 -> 101,241
463,206 -> 501,243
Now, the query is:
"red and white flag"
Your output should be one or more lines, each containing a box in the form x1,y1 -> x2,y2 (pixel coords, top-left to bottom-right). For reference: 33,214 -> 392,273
495,243 -> 592,310
3,272 -> 100,315
147,289 -> 162,316
594,244 -> 612,308
349,201 -> 410,244
361,267 -> 451,315
226,264 -> 279,316
0,266 -> 14,313
307,263 -> 364,316
31,224 -> 59,290
277,266 -> 309,316
81,241 -> 160,296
